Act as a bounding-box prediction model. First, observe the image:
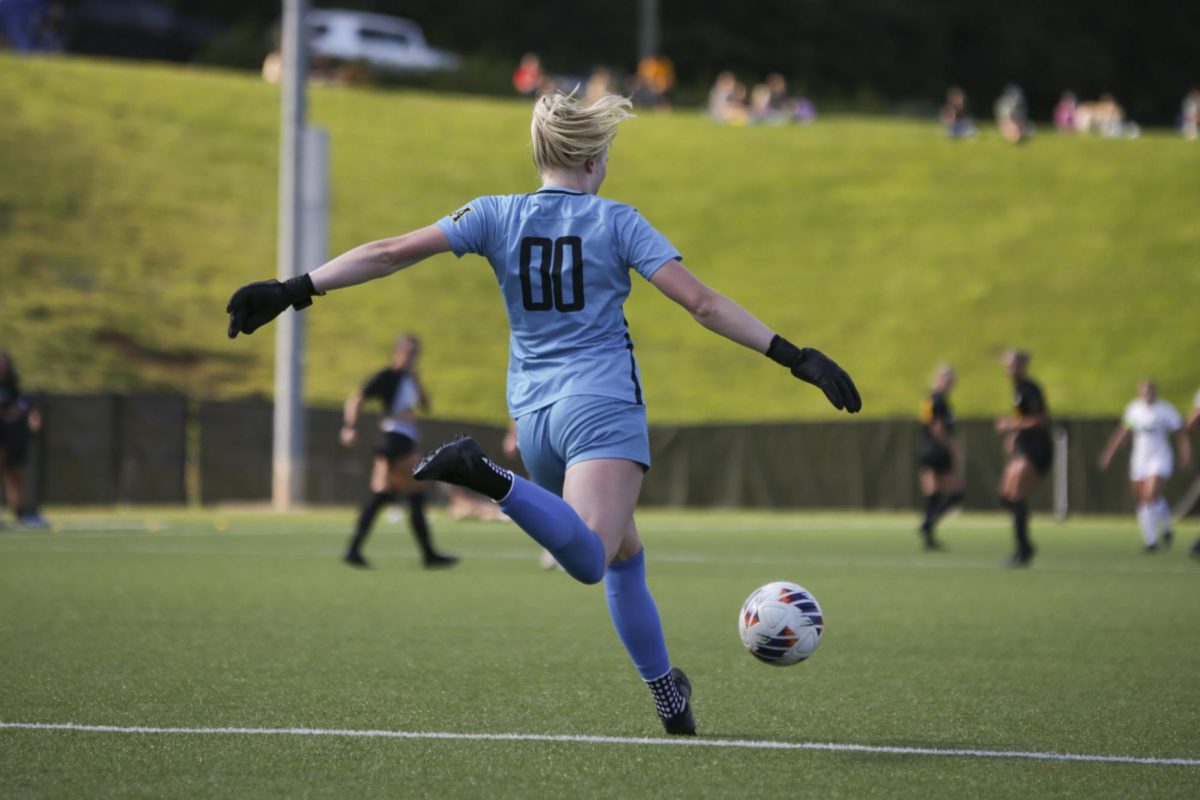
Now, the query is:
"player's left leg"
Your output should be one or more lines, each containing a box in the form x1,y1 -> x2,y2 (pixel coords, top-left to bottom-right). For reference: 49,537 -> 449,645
1144,475 -> 1173,551
345,456 -> 394,568
391,453 -> 457,568
999,457 -> 1039,566
562,460 -> 693,734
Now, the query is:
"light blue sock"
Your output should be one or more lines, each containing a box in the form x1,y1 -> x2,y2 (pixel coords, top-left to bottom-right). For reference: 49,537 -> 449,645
498,476 -> 607,584
604,549 -> 672,681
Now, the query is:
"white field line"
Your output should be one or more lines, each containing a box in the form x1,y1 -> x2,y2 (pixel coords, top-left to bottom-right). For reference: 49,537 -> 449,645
0,721 -> 1196,767
1,541 -> 1197,576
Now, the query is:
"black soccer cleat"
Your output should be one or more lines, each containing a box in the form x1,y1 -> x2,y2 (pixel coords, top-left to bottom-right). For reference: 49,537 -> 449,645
423,553 -> 460,569
1161,530 -> 1173,551
412,435 -> 512,500
660,667 -> 696,736
343,551 -> 371,569
1002,550 -> 1035,568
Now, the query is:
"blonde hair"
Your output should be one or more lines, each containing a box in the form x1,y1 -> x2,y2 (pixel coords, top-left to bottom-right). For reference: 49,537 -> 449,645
531,91 -> 634,174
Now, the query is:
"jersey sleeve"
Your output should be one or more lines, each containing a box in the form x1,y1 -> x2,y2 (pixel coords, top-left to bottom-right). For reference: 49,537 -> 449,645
612,206 -> 682,280
361,370 -> 391,399
1018,382 -> 1046,415
436,196 -> 499,258
1165,403 -> 1183,431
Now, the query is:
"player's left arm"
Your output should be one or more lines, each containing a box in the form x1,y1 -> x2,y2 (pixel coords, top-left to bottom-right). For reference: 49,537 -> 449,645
227,226 -> 451,338
649,259 -> 861,413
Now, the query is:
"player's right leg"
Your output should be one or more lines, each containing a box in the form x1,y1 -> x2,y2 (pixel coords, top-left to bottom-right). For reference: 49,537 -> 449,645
999,457 -> 1038,566
344,455 -> 394,568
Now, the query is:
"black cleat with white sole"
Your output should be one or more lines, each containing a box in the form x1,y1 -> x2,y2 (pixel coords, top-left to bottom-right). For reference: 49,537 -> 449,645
412,435 -> 513,501
660,667 -> 696,736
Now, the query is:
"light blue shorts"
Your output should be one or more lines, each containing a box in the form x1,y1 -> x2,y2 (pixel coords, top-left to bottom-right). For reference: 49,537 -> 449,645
515,395 -> 650,497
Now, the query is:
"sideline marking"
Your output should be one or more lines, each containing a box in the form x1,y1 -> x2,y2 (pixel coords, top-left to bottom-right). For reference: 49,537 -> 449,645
1,722 -> 1197,767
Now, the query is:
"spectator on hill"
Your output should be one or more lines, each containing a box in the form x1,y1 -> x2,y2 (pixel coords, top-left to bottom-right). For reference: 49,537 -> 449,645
1099,380 -> 1190,553
0,0 -> 53,52
628,55 -> 674,109
512,52 -> 544,96
995,349 -> 1052,568
916,365 -> 964,552
585,66 -> 616,105
1053,91 -> 1077,132
338,335 -> 457,570
0,351 -> 47,528
707,71 -> 749,125
994,84 -> 1033,143
1076,93 -> 1138,138
939,87 -> 977,139
1181,88 -> 1200,140
749,73 -> 816,125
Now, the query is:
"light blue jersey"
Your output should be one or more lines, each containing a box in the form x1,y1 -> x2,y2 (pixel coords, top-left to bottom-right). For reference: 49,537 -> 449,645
436,188 -> 680,418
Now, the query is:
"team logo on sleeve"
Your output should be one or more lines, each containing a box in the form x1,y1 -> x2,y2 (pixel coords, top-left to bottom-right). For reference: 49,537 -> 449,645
450,206 -> 472,222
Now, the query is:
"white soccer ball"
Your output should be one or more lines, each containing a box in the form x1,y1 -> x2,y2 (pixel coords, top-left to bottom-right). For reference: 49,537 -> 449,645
738,581 -> 825,666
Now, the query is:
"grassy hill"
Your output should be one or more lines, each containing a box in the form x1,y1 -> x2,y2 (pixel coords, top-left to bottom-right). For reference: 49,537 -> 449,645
2,55 -> 1198,423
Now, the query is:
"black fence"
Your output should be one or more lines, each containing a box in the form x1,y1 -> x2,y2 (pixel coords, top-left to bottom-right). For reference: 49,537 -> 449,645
19,393 -> 1198,515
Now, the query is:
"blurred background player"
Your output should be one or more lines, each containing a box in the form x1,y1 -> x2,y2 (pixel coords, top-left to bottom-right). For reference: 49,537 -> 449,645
917,364 -> 964,550
339,335 -> 457,569
994,349 -> 1051,567
226,91 -> 861,736
0,350 -> 48,528
1099,380 -> 1190,552
1187,388 -> 1200,559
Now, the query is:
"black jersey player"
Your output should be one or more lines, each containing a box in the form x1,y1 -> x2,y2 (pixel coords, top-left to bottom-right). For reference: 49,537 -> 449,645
995,350 -> 1052,567
917,365 -> 964,550
0,352 -> 47,528
340,335 -> 456,569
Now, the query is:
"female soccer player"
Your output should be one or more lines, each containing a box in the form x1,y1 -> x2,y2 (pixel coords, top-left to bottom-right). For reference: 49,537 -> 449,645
0,351 -> 48,528
1098,380 -> 1190,552
917,365 -> 964,550
226,92 -> 861,735
995,350 -> 1051,567
339,334 -> 457,569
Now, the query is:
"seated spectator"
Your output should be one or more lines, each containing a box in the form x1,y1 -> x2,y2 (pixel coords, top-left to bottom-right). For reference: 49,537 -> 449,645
939,87 -> 977,139
1181,88 -> 1199,140
1078,93 -> 1139,138
1053,91 -> 1077,132
512,52 -> 543,96
994,84 -> 1033,143
585,66 -> 616,105
628,55 -> 675,109
749,73 -> 816,125
707,71 -> 748,125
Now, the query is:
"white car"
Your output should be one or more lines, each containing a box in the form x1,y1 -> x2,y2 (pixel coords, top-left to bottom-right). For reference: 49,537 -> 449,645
306,9 -> 459,73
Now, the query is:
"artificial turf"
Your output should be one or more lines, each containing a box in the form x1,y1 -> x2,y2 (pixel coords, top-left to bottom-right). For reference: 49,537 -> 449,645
1,508 -> 1198,798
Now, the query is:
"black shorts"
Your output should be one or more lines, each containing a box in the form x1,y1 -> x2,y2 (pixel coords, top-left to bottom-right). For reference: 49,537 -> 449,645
0,417 -> 31,468
917,440 -> 953,475
1014,429 -> 1053,475
374,431 -> 416,464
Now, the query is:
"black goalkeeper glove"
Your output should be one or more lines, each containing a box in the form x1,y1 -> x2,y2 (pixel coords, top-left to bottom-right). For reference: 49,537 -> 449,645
766,334 -> 863,413
226,274 -> 322,339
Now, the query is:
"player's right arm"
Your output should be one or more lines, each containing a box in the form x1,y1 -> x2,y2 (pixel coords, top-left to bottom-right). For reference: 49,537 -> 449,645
650,259 -> 861,413
226,226 -> 451,338
1098,424 -> 1129,470
340,391 -> 364,447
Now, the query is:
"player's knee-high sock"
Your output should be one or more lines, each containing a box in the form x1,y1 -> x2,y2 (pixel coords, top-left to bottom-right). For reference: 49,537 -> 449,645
920,492 -> 943,532
1152,497 -> 1172,535
1009,500 -> 1031,554
605,550 -> 685,717
498,476 -> 607,585
348,491 -> 394,555
1136,503 -> 1157,546
407,492 -> 436,559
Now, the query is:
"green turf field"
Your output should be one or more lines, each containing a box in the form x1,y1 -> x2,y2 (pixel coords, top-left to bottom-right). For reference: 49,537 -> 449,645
1,508 -> 1197,798
2,56 -> 1199,422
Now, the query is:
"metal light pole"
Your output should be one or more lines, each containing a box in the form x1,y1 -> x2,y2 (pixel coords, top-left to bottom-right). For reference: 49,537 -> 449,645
638,0 -> 660,61
273,0 -> 309,510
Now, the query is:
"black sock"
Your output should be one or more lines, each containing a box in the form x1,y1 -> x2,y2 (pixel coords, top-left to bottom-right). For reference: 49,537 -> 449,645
474,454 -> 514,501
348,491 -> 394,555
408,493 -> 437,559
1010,501 -> 1031,554
921,493 -> 943,532
942,491 -> 965,512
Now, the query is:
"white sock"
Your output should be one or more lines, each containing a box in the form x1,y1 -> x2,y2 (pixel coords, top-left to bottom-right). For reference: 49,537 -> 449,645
1152,497 -> 1172,533
1136,503 -> 1157,547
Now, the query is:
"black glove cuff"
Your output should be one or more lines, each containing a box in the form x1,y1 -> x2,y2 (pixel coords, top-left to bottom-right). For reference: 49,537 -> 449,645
282,274 -> 323,311
765,334 -> 803,368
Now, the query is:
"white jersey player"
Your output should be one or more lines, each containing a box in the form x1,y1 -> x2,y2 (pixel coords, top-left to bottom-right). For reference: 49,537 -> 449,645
1099,380 -> 1191,551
